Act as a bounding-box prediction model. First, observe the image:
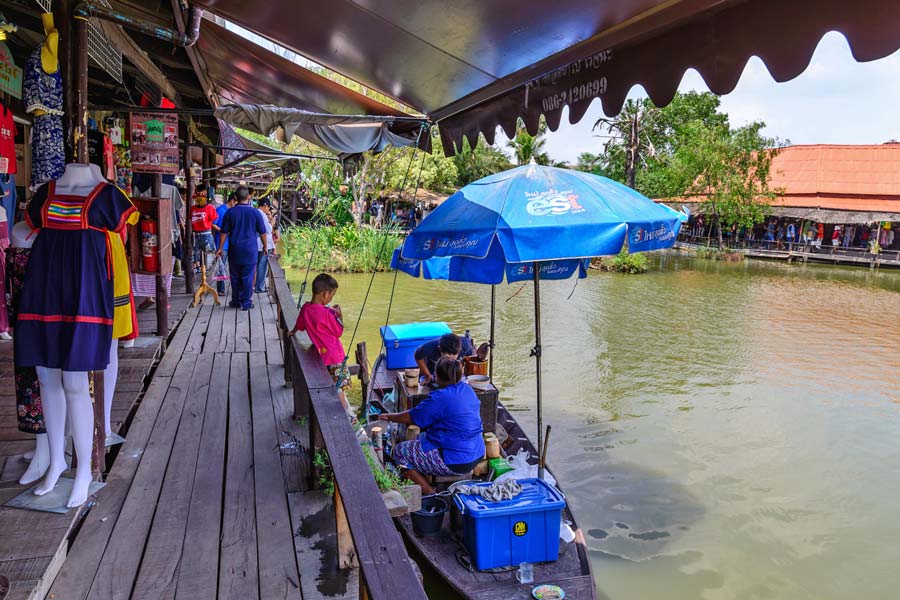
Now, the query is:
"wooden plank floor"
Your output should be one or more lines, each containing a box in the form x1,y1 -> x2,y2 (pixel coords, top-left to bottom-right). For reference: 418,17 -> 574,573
44,287 -> 321,600
0,280 -> 194,600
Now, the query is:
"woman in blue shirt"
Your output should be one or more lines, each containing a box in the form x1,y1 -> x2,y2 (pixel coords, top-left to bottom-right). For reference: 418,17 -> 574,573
381,357 -> 485,494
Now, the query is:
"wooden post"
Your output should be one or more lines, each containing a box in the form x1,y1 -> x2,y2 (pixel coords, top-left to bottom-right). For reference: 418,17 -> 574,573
152,175 -> 168,342
72,8 -> 106,475
358,569 -> 369,600
290,192 -> 298,225
53,0 -> 74,162
73,9 -> 89,162
334,483 -> 358,569
183,127 -> 195,295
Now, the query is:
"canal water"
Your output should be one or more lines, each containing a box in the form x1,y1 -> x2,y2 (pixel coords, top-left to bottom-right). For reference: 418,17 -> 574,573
287,254 -> 900,600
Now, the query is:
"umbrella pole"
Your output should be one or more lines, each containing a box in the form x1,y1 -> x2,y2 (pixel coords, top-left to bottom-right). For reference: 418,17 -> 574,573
489,285 -> 496,381
531,262 -> 545,480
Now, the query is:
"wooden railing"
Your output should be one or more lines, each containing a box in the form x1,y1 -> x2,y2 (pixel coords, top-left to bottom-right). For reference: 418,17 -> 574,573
268,258 -> 427,600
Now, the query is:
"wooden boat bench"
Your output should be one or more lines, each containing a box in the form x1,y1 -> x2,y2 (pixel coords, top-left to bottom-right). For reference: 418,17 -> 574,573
431,471 -> 474,491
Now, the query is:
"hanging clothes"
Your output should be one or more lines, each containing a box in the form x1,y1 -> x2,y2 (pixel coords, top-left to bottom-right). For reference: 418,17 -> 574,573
23,46 -> 65,188
0,104 -> 16,174
88,130 -> 116,180
0,219 -> 9,334
109,214 -> 140,340
0,174 -> 15,223
14,182 -> 136,371
115,146 -> 132,195
6,244 -> 44,434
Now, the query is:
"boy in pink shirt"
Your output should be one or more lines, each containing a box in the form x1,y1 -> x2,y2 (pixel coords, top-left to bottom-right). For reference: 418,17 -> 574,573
288,274 -> 353,418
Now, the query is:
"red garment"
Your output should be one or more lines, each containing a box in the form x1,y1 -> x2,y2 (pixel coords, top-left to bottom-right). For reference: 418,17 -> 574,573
0,106 -> 16,175
103,135 -> 115,180
190,203 -> 218,232
294,302 -> 345,365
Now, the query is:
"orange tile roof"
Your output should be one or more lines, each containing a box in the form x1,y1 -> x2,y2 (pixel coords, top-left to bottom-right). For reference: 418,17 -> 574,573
662,144 -> 900,214
769,144 -> 900,198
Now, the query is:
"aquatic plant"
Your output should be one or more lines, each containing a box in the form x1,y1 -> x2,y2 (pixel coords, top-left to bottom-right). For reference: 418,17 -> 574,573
280,224 -> 403,273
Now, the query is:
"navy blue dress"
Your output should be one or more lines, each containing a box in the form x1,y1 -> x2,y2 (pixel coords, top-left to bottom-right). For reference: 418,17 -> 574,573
14,182 -> 136,371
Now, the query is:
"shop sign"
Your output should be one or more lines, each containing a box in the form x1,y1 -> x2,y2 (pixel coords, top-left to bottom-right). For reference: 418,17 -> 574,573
130,112 -> 179,175
0,42 -> 22,99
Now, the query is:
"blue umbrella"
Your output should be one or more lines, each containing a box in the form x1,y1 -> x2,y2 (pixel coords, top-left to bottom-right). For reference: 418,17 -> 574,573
397,164 -> 686,477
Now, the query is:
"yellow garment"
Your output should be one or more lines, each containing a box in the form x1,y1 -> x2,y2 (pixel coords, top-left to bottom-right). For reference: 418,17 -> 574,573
110,211 -> 140,339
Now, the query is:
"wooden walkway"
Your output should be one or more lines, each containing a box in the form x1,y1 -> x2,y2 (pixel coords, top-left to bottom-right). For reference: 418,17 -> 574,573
0,283 -> 193,600
41,288 -> 336,600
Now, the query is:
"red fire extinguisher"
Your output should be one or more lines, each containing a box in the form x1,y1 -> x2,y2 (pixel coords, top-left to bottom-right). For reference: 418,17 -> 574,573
140,215 -> 159,272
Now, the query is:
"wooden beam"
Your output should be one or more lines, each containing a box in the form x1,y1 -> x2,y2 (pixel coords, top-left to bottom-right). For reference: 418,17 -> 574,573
170,0 -> 218,109
334,484 -> 357,569
96,19 -> 178,102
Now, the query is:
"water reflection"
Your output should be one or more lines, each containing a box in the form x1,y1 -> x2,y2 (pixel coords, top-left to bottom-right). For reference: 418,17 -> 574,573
287,254 -> 900,600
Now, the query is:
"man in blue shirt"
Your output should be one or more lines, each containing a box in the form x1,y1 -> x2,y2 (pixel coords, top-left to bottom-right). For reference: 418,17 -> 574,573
216,186 -> 267,310
213,193 -> 236,296
414,333 -> 489,386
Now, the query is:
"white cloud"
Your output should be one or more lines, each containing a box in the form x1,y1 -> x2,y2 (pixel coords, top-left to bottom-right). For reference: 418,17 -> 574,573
542,32 -> 900,163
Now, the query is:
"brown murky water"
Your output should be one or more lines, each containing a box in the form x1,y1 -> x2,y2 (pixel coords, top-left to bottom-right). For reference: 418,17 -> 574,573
288,254 -> 900,599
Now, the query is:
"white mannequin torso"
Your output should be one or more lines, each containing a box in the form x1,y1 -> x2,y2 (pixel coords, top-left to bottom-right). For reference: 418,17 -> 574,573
53,163 -> 106,196
11,220 -> 34,248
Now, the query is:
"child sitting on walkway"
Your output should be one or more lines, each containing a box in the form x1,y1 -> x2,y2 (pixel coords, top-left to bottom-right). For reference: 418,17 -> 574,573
288,274 -> 353,419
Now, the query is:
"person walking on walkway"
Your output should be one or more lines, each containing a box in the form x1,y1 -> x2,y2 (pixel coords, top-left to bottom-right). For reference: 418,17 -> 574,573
216,186 -> 267,311
255,198 -> 275,293
213,193 -> 236,296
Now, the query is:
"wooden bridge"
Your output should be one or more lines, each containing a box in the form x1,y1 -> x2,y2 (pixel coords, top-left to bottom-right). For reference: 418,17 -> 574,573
0,260 -> 425,600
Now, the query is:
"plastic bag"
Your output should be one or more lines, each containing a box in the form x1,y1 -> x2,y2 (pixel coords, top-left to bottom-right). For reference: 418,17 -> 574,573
209,256 -> 229,281
495,448 -> 557,487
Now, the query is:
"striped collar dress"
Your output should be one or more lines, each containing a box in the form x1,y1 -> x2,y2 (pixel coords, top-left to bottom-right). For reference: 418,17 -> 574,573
13,181 -> 136,371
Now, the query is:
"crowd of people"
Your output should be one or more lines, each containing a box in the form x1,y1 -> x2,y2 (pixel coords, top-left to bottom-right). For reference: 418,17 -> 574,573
143,183 -> 280,312
684,216 -> 897,251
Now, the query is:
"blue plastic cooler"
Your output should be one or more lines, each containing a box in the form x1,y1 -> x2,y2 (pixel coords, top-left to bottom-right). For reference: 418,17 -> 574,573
379,322 -> 452,369
453,478 -> 565,570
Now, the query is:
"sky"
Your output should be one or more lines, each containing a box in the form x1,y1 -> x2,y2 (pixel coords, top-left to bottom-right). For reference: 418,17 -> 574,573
540,32 -> 900,164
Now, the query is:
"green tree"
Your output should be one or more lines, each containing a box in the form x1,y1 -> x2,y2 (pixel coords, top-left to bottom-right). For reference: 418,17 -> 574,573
452,134 -> 513,186
507,119 -> 551,165
593,99 -> 659,189
666,120 -> 781,247
584,91 -> 782,245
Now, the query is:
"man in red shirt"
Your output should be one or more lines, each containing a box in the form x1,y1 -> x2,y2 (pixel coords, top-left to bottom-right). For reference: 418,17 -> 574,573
190,184 -> 219,270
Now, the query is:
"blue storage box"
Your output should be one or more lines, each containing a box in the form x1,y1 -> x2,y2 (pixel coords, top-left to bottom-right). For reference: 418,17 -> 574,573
380,322 -> 452,370
453,478 -> 565,570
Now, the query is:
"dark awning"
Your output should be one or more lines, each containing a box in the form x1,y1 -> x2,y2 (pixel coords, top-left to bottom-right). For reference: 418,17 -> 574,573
195,20 -> 412,118
214,104 -> 426,154
193,0 -> 900,154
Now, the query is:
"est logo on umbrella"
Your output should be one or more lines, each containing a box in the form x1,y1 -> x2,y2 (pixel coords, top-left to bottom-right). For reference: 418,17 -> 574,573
525,191 -> 585,217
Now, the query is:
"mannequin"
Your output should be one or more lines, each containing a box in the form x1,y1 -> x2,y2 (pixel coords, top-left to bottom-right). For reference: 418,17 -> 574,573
15,163 -> 134,508
9,220 -> 48,484
36,164 -> 105,507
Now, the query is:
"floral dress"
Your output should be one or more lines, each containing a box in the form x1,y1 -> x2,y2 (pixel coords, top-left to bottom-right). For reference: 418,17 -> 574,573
23,46 -> 65,188
7,246 -> 44,434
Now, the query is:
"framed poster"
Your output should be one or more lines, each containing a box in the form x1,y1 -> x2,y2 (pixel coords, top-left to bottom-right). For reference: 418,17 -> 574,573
130,112 -> 179,174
